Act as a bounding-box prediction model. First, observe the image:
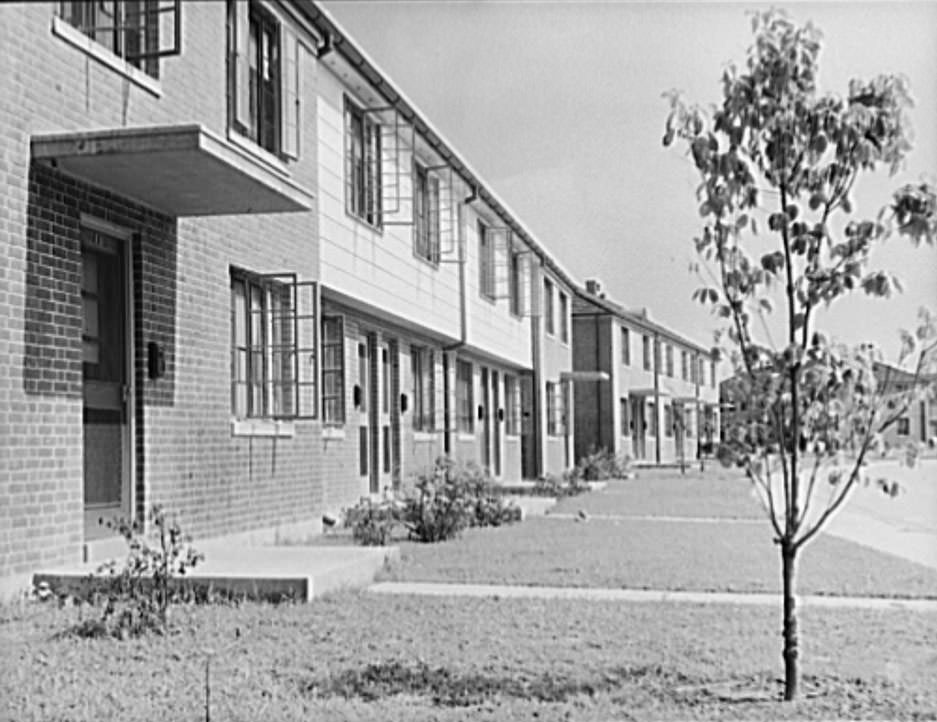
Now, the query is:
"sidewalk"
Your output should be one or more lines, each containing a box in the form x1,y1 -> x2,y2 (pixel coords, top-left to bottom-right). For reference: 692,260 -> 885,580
369,581 -> 937,612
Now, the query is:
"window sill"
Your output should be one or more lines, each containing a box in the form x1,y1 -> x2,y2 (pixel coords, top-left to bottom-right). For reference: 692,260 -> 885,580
231,418 -> 295,438
345,208 -> 384,234
52,16 -> 162,98
322,426 -> 346,440
413,431 -> 438,442
226,129 -> 292,178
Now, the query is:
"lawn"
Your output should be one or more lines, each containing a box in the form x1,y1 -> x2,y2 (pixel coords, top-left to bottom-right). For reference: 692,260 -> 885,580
382,516 -> 937,598
2,593 -> 936,721
552,466 -> 765,519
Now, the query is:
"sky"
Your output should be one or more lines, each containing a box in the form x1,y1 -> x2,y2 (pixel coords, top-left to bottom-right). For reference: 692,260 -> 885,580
322,1 -> 937,363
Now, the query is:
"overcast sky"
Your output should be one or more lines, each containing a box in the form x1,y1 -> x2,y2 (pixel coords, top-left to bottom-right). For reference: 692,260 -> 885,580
323,1 -> 937,363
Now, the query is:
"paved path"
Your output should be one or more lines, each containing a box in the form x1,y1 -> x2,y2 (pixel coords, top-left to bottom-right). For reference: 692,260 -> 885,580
370,581 -> 937,612
543,512 -> 762,525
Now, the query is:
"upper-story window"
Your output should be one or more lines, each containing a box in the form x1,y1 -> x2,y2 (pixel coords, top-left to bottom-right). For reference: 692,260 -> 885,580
543,278 -> 555,336
509,244 -> 523,316
414,163 -> 440,264
558,291 -> 569,343
711,359 -> 717,388
643,335 -> 651,371
228,1 -> 301,158
681,350 -> 689,381
478,221 -> 496,300
621,327 -> 631,366
57,1 -> 180,79
665,344 -> 674,377
345,99 -> 382,227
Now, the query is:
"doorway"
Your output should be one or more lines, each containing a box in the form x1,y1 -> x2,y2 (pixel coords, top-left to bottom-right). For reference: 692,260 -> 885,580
81,227 -> 133,540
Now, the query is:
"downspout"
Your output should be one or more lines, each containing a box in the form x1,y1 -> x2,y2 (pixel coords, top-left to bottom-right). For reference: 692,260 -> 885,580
531,259 -> 544,478
442,186 -> 474,455
653,333 -> 661,464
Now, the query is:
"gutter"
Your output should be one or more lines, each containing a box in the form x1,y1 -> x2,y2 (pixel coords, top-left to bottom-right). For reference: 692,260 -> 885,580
297,0 -> 579,295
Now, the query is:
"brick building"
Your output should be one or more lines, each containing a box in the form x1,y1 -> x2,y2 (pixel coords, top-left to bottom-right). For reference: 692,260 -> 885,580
0,1 -> 578,597
572,280 -> 721,465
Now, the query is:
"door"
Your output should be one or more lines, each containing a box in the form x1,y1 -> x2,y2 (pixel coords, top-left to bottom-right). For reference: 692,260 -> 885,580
357,338 -> 370,491
631,396 -> 645,460
480,367 -> 491,472
376,341 -> 392,490
491,370 -> 501,478
82,228 -> 131,539
520,374 -> 535,478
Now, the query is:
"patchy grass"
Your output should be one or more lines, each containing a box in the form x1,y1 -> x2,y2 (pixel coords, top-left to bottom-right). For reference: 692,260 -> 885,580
382,516 -> 937,598
1,593 -> 935,721
552,466 -> 766,519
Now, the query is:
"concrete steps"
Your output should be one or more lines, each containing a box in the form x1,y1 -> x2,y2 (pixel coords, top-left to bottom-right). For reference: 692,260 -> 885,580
34,544 -> 399,602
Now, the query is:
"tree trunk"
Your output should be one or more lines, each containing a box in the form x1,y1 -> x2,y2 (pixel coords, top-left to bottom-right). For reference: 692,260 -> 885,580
781,540 -> 799,700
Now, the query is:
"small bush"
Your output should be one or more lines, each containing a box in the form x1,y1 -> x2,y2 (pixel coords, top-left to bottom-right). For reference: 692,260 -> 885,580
342,458 -> 521,545
74,504 -> 203,639
344,497 -> 401,546
576,447 -> 632,480
532,469 -> 591,498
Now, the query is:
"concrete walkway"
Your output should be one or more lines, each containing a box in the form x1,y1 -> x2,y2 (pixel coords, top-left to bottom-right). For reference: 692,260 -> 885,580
369,581 -> 937,612
543,512 -> 762,525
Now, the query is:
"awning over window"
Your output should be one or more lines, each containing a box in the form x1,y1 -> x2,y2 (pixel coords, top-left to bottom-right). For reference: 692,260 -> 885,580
31,124 -> 314,216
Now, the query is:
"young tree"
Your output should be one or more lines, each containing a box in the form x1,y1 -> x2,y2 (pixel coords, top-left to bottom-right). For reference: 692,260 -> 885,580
663,9 -> 936,701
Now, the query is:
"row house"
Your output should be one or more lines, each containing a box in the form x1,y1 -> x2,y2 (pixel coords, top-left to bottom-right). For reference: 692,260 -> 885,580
572,280 -> 720,465
304,5 -> 576,495
0,1 -> 575,598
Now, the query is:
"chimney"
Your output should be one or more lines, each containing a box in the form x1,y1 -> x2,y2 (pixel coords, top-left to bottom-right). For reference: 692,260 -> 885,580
585,278 -> 603,297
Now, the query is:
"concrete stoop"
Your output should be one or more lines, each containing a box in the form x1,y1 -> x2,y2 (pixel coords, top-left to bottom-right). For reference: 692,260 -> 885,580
33,544 -> 399,603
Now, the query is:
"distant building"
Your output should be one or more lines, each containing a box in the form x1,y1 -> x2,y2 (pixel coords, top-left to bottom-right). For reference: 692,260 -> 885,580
571,281 -> 720,465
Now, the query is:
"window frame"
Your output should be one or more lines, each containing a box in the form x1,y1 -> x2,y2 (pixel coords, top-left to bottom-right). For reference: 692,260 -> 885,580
621,327 -> 631,366
642,335 -> 651,371
509,244 -> 523,317
413,161 -> 441,266
665,344 -> 674,377
558,291 -> 569,344
543,278 -> 555,336
344,97 -> 383,229
320,315 -> 345,426
546,380 -> 566,437
56,1 -> 174,80
478,220 -> 496,301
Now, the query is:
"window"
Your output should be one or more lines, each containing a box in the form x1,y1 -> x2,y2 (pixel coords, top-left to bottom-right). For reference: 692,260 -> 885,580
357,342 -> 368,413
620,398 -> 630,435
381,347 -> 390,414
456,360 -> 474,433
478,221 -> 495,300
411,346 -> 435,431
345,99 -> 382,226
897,417 -> 910,436
681,350 -> 689,381
699,357 -> 707,386
321,316 -> 344,424
558,291 -> 569,343
58,1 -> 179,79
647,401 -> 657,436
546,381 -> 567,436
228,1 -> 300,158
509,245 -> 523,316
621,327 -> 631,366
643,335 -> 652,371
414,163 -> 440,264
230,270 -> 290,419
504,375 -> 521,435
664,404 -> 673,437
711,359 -> 717,388
665,344 -> 674,377
690,354 -> 698,384
543,278 -> 555,336
685,407 -> 694,437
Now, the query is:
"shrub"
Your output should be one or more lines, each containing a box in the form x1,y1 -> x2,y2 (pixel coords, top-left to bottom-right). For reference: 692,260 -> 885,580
532,470 -> 591,498
576,447 -> 632,480
74,504 -> 203,639
344,497 -> 401,546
